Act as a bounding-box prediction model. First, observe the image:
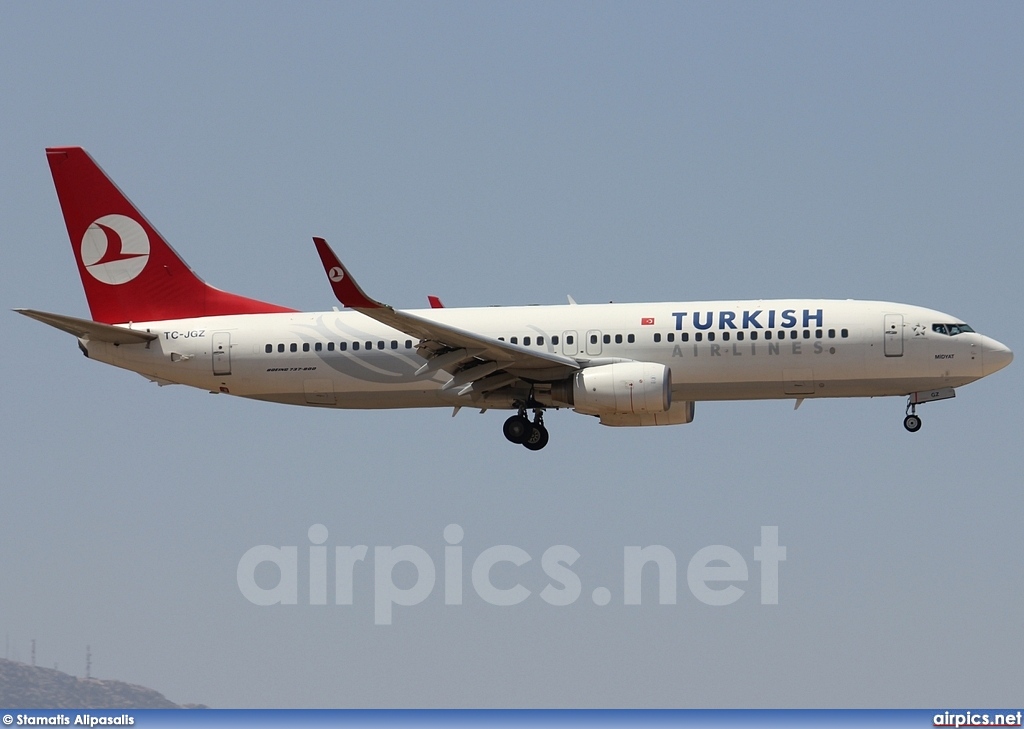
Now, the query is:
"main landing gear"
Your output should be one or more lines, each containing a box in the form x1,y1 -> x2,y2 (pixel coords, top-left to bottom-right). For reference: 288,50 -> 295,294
904,399 -> 922,433
503,405 -> 549,451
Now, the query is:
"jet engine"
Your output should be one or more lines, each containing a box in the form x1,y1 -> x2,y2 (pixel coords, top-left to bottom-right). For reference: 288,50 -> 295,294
550,361 -> 671,416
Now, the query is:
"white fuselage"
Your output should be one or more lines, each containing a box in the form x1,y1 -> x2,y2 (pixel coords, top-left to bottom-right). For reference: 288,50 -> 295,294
83,299 -> 1009,414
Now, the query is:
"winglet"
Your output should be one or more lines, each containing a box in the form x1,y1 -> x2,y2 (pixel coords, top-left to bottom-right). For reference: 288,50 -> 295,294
312,237 -> 384,310
427,295 -> 444,309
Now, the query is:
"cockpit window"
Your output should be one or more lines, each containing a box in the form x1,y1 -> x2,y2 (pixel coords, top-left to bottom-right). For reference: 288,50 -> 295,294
933,323 -> 975,336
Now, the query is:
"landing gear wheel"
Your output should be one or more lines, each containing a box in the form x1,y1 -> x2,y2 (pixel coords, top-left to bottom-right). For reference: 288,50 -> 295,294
503,415 -> 530,444
522,423 -> 549,451
903,414 -> 922,433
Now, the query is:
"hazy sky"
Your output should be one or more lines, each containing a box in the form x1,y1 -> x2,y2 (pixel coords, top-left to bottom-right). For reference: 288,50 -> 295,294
1,1 -> 1021,708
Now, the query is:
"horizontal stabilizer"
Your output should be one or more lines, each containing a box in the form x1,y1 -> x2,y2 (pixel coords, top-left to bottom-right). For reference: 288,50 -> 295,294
15,308 -> 158,344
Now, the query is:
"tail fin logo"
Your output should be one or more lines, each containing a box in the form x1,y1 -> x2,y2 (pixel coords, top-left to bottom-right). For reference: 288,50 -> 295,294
328,266 -> 345,282
80,214 -> 150,285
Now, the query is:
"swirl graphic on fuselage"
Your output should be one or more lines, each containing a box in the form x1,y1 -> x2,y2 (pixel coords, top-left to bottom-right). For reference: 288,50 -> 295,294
287,316 -> 425,384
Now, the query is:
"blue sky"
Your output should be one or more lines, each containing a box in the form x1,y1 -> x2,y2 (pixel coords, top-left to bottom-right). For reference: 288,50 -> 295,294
1,1 -> 1021,708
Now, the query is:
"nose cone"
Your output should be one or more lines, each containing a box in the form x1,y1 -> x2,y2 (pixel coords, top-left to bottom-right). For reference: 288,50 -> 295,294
981,336 -> 1013,376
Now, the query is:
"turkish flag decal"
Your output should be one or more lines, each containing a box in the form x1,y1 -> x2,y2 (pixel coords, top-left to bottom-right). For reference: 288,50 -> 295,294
641,317 -> 655,326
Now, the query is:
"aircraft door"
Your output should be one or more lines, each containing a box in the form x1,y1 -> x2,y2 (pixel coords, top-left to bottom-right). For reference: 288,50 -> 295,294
883,314 -> 903,357
585,330 -> 603,356
212,332 -> 232,375
562,331 -> 578,356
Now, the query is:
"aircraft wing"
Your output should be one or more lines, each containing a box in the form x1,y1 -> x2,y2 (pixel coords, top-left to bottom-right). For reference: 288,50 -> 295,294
15,308 -> 158,344
312,238 -> 580,391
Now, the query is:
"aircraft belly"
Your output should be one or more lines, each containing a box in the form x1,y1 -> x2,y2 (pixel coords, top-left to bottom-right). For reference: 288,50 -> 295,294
673,375 -> 960,402
245,389 -> 477,410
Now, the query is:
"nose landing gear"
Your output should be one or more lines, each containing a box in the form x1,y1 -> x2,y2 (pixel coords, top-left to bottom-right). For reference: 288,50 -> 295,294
904,399 -> 922,433
902,387 -> 956,432
503,404 -> 549,450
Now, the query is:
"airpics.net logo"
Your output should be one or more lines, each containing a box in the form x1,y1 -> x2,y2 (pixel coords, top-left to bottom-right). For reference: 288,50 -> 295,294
236,525 -> 786,625
80,214 -> 150,285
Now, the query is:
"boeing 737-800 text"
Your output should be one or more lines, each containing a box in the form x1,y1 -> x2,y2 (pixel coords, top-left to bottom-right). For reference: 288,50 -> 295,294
17,147 -> 1013,450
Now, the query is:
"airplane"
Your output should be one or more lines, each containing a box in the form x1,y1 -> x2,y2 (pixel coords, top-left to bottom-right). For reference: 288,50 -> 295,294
17,147 -> 1013,451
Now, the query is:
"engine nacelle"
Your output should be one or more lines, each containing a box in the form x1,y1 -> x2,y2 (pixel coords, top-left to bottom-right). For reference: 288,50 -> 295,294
599,400 -> 695,427
552,361 -> 671,416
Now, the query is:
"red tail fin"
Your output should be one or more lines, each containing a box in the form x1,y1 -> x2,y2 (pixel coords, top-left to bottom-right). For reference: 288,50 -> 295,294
46,147 -> 295,324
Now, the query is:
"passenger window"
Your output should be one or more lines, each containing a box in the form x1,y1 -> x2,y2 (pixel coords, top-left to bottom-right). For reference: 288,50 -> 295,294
815,329 -> 822,339
841,329 -> 849,338
828,329 -> 836,338
695,332 -> 703,342
315,342 -> 322,351
590,335 -> 597,344
603,334 -> 611,344
498,337 -> 505,341
737,332 -> 744,341
627,333 -> 635,344
278,344 -> 285,353
681,332 -> 689,342
328,342 -> 335,351
567,335 -> 574,345
353,342 -> 360,351
789,331 -> 797,340
511,336 -> 518,344
302,343 -> 310,352
750,331 -> 758,341
524,336 -> 531,346
406,340 -> 413,348
377,341 -> 384,349
654,333 -> 662,343
615,334 -> 622,344
722,332 -> 730,341
265,344 -> 273,353
802,330 -> 810,339
365,341 -> 372,350
552,335 -> 559,345
391,341 -> 398,349
537,336 -> 544,346
340,342 -> 347,351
